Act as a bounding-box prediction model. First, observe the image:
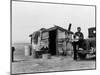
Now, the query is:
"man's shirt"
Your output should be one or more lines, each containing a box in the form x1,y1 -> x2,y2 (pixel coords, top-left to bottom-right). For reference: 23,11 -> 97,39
74,32 -> 84,40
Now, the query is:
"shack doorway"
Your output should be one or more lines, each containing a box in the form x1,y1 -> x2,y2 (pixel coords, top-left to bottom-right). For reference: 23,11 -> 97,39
48,30 -> 57,55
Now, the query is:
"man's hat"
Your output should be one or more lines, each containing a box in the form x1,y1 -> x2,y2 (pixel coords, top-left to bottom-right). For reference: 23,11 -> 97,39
77,27 -> 81,29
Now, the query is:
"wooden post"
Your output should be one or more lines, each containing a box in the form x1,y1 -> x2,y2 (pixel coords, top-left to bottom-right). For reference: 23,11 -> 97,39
56,29 -> 59,56
11,47 -> 15,62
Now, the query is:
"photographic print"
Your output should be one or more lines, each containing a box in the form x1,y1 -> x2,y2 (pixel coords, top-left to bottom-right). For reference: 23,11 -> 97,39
11,0 -> 96,74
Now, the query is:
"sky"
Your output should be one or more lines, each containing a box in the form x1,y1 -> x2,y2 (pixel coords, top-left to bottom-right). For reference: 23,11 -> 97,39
12,1 -> 95,43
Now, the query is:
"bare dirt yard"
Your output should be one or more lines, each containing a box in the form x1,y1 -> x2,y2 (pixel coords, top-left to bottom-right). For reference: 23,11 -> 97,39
11,43 -> 96,74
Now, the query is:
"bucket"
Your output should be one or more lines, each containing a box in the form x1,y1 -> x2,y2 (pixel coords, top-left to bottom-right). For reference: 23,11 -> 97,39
42,54 -> 51,59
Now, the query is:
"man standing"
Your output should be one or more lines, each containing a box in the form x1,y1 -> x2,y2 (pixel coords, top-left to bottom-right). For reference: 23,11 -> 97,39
12,46 -> 15,62
73,27 -> 84,60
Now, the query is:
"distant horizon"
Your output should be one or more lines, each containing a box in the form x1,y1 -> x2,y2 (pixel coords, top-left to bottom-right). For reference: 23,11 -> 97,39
12,41 -> 30,44
12,25 -> 96,44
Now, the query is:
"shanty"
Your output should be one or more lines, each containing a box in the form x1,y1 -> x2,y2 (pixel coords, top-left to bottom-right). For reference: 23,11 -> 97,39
29,24 -> 74,58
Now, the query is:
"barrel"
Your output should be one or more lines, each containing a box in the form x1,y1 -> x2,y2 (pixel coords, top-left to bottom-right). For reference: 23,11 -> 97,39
24,45 -> 31,56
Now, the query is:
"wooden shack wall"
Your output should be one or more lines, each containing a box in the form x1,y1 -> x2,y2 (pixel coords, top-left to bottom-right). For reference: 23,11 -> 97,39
57,30 -> 66,54
57,30 -> 66,39
57,29 -> 73,55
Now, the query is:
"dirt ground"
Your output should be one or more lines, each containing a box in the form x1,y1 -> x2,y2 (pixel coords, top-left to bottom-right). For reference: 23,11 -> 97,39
11,46 -> 96,74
